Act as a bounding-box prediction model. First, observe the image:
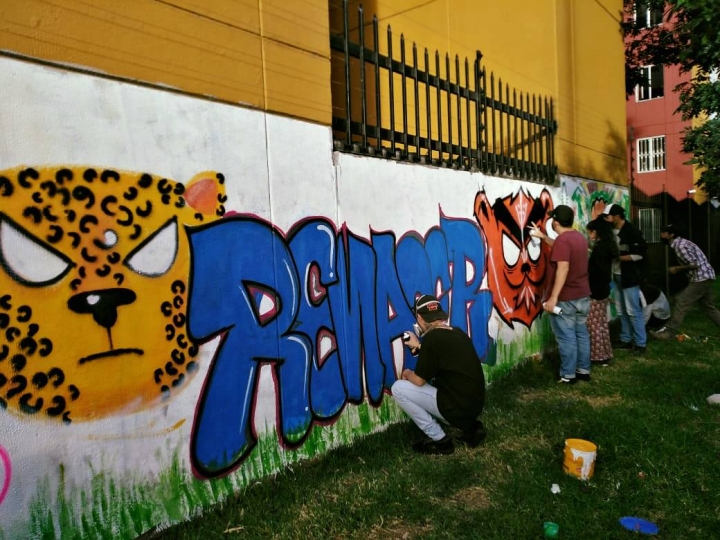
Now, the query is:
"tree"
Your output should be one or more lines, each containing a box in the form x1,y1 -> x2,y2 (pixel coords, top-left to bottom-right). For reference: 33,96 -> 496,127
623,0 -> 720,197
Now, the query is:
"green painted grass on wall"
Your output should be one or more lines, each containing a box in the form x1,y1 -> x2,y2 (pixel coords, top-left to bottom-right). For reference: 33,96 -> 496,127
22,398 -> 406,539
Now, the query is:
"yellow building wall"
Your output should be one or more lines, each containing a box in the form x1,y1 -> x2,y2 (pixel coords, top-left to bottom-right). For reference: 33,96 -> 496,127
2,0 -> 626,184
330,0 -> 627,185
558,0 -> 628,184
0,0 -> 331,124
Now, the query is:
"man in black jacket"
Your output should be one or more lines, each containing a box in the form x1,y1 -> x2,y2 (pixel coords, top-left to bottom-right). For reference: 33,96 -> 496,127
603,204 -> 648,353
392,295 -> 486,455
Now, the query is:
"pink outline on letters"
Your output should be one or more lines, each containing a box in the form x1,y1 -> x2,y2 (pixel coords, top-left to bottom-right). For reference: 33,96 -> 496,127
0,445 -> 11,505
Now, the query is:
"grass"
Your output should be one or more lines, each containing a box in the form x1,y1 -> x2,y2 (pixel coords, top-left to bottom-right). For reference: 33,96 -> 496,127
154,306 -> 720,539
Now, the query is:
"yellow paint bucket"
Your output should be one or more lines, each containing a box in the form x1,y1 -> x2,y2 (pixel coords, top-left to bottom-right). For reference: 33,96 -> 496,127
563,439 -> 597,480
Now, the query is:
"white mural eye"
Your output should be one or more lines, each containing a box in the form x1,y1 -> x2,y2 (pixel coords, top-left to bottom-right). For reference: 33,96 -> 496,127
527,237 -> 541,261
502,232 -> 520,266
124,217 -> 178,277
0,214 -> 72,286
546,219 -> 558,240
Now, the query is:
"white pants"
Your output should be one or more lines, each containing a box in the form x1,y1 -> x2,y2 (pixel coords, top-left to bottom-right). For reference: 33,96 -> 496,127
391,380 -> 448,441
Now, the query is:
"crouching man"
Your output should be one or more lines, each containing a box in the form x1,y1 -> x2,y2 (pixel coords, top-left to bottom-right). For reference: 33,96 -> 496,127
391,295 -> 486,455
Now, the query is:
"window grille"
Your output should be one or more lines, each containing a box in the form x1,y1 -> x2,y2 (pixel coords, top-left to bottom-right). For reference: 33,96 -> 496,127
638,207 -> 662,242
637,136 -> 665,172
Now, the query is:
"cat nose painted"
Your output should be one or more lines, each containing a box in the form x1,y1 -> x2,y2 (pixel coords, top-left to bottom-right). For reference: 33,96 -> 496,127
67,289 -> 136,328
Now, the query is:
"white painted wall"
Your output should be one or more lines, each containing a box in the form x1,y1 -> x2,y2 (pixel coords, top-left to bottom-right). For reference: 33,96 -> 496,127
0,56 -> 627,538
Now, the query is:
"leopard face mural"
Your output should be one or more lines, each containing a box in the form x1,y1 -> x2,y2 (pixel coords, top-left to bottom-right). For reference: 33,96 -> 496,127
0,166 -> 225,423
474,188 -> 553,328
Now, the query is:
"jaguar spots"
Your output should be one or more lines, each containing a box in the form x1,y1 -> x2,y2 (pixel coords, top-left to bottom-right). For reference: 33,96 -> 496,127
0,166 -> 225,422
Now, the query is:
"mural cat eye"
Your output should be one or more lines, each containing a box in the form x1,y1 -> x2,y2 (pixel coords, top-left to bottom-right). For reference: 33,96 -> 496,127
0,214 -> 73,287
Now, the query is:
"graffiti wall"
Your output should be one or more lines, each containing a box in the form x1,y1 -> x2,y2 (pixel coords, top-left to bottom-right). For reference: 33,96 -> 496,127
0,57 -> 627,538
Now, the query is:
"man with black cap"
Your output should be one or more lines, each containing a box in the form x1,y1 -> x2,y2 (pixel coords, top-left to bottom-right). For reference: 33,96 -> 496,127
652,224 -> 720,339
603,203 -> 648,353
532,205 -> 592,383
392,295 -> 486,455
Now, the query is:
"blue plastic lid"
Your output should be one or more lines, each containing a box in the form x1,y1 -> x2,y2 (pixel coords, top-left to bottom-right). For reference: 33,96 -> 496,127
619,516 -> 659,535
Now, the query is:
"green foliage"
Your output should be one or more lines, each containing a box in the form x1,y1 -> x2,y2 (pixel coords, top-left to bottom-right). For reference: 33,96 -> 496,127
623,0 -> 720,196
683,117 -> 720,197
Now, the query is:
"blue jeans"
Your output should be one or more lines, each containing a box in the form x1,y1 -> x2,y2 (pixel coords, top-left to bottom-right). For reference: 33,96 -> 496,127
613,277 -> 647,347
549,297 -> 591,379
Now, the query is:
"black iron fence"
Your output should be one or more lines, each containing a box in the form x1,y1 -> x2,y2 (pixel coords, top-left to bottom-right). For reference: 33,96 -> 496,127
330,0 -> 558,183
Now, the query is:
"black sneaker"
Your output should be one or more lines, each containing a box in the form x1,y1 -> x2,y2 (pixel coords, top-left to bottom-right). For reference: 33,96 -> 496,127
557,376 -> 577,384
633,345 -> 646,355
575,372 -> 591,382
615,341 -> 634,350
460,421 -> 487,448
411,435 -> 455,455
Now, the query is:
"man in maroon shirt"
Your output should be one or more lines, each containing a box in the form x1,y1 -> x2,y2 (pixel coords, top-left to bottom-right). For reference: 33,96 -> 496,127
533,205 -> 592,383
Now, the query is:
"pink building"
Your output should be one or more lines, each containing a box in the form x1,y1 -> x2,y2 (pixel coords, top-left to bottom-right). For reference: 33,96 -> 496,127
623,2 -> 714,288
626,62 -> 695,201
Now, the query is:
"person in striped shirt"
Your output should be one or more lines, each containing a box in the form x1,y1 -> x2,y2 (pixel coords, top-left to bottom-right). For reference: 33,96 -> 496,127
652,224 -> 720,339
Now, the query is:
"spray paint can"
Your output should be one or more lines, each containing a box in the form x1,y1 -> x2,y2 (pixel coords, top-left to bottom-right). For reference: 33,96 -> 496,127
543,303 -> 563,315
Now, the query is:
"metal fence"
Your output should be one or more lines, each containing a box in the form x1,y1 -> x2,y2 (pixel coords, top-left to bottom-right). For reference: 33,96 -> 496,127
330,0 -> 558,183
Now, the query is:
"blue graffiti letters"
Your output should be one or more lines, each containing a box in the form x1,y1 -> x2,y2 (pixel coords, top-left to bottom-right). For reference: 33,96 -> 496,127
187,213 -> 491,478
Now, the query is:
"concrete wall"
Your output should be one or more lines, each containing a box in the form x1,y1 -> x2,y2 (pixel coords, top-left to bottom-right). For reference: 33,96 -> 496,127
0,56 -> 628,538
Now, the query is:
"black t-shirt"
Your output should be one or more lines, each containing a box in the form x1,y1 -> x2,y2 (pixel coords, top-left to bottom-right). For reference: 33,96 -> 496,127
588,240 -> 615,300
414,326 -> 486,431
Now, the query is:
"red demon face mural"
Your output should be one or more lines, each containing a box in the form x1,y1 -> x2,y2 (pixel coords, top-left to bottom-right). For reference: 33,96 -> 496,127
474,188 -> 554,328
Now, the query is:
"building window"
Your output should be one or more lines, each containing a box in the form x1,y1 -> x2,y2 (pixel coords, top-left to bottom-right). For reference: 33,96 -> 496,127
635,1 -> 663,28
638,208 -> 662,243
638,65 -> 664,101
637,136 -> 666,172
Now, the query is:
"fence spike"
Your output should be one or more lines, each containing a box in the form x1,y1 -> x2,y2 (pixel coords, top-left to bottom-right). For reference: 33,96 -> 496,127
425,47 -> 432,162
490,72 -> 496,173
358,4 -> 367,151
413,42 -> 420,161
373,15 -> 381,154
455,54 -> 462,169
342,0 -> 352,147
446,53 -> 452,166
387,24 -> 395,156
465,57 -> 472,170
401,34 -> 408,158
512,88 -> 518,175
505,82 -> 510,175
497,77 -> 504,172
436,50 -> 443,163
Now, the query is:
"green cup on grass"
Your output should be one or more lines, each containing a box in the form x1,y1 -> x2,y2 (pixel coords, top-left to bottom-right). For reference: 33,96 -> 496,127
543,521 -> 559,538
